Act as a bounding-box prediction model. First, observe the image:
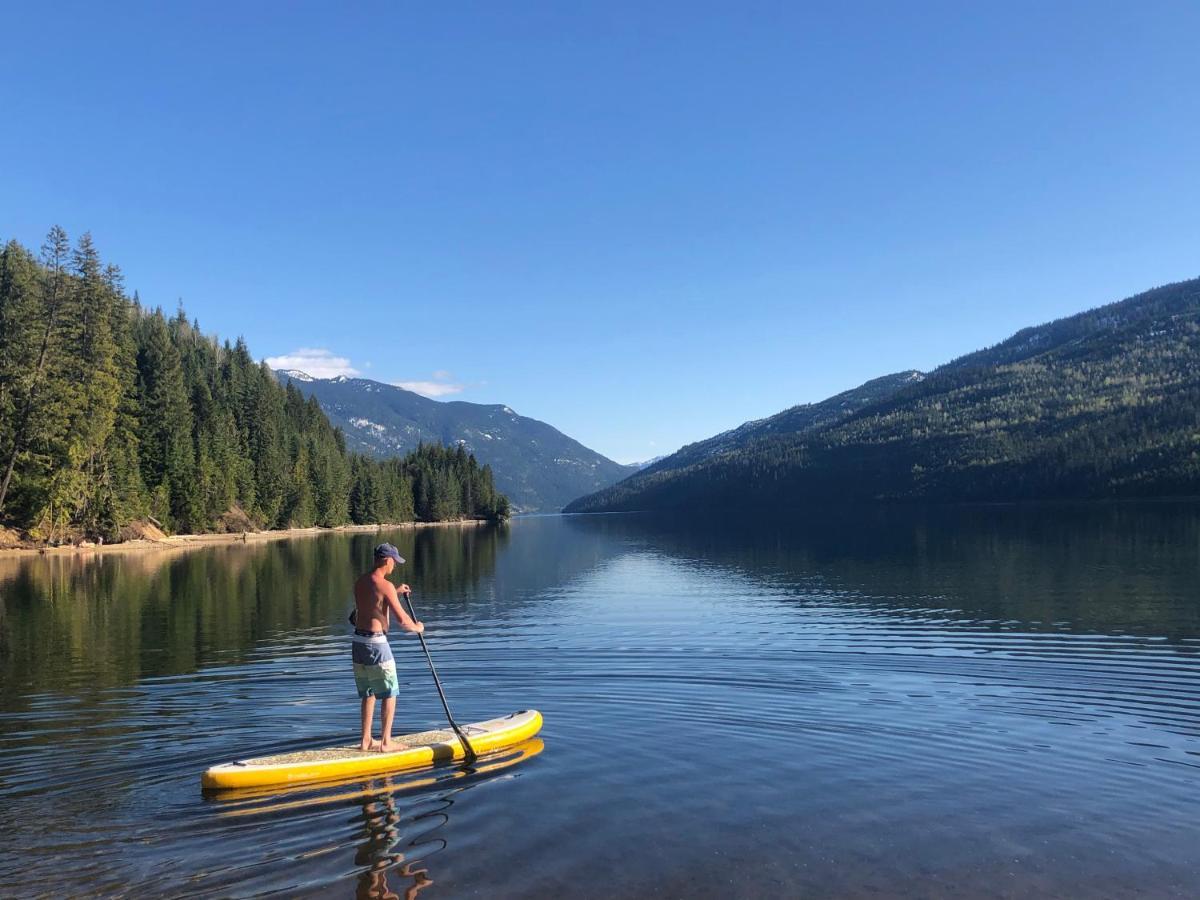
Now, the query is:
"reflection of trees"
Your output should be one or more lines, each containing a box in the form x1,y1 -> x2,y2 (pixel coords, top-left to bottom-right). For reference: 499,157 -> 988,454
0,527 -> 504,709
380,517 -> 632,619
6,505 -> 1194,712
494,516 -> 622,599
400,525 -> 507,599
566,504 -> 1200,641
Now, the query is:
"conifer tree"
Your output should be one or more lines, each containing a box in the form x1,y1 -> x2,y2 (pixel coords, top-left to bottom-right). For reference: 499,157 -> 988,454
46,233 -> 124,535
100,280 -> 148,538
0,227 -> 72,517
137,309 -> 198,530
0,230 -> 512,539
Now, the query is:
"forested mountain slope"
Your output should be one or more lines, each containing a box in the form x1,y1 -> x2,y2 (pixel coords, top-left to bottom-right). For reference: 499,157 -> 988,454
0,230 -> 508,543
275,372 -> 635,513
567,277 -> 1200,513
637,370 -> 926,478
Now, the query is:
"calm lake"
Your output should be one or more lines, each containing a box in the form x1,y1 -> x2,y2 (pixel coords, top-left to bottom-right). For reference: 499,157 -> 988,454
1,507 -> 1198,898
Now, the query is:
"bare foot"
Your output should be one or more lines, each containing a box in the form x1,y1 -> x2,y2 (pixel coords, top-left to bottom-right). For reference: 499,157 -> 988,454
360,738 -> 381,752
379,739 -> 398,753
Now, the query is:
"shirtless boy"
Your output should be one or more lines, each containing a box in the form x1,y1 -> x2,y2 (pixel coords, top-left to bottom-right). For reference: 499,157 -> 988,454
352,543 -> 424,751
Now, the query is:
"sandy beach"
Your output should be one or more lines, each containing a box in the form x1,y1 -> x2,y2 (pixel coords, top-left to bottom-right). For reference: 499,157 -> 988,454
0,518 -> 492,559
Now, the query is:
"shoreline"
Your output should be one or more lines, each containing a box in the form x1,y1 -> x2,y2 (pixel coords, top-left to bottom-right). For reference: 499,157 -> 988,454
0,519 -> 493,559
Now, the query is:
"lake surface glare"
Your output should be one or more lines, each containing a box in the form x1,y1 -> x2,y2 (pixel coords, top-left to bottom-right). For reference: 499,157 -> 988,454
1,507 -> 1198,898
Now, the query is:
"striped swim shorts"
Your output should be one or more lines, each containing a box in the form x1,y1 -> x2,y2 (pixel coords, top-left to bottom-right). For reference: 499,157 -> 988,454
352,631 -> 399,699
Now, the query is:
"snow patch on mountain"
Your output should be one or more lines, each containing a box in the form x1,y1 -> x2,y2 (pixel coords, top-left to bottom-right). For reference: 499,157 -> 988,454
348,417 -> 386,435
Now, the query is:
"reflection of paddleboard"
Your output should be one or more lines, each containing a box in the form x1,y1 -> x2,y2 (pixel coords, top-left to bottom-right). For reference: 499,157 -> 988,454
213,739 -> 545,809
201,709 -> 543,790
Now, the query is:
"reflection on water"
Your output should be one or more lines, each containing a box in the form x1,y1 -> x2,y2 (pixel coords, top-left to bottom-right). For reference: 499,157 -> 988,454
0,526 -> 505,709
586,503 -> 1200,639
347,745 -> 546,900
355,787 -> 433,900
213,740 -> 545,814
1,507 -> 1199,897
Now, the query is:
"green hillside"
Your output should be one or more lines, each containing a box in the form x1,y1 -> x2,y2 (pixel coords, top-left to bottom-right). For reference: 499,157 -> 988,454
0,230 -> 508,543
276,372 -> 635,513
567,277 -> 1200,513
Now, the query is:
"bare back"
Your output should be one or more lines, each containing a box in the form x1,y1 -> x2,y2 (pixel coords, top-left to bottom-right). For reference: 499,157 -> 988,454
354,569 -> 402,634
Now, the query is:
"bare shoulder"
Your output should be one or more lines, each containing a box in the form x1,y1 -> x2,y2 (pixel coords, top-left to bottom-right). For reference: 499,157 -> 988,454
367,570 -> 397,597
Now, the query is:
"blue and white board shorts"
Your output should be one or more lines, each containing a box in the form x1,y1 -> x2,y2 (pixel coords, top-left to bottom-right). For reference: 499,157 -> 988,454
352,632 -> 399,699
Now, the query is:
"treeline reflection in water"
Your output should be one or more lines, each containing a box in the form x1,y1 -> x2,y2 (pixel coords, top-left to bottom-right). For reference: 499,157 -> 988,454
0,526 -> 508,709
569,502 -> 1200,641
0,506 -> 1198,897
8,505 -> 1191,708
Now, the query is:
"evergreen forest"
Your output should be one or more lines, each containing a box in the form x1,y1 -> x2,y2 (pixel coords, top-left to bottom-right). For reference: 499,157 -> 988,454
568,277 -> 1200,514
0,229 -> 509,543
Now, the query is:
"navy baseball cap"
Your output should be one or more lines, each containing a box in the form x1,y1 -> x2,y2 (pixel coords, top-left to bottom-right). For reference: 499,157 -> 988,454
374,543 -> 405,564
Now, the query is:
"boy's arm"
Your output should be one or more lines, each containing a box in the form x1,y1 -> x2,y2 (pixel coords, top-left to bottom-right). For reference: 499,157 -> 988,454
385,583 -> 425,634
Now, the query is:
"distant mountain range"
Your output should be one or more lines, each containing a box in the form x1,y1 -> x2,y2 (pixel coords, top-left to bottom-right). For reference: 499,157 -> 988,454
274,371 -> 635,512
566,276 -> 1200,514
631,455 -> 668,470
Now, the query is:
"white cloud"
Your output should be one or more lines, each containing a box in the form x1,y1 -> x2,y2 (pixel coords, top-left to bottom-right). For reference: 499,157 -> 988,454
264,348 -> 360,379
432,369 -> 453,380
393,380 -> 464,398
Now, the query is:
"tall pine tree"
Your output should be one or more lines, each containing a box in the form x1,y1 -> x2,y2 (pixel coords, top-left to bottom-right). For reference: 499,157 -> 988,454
0,230 -> 511,540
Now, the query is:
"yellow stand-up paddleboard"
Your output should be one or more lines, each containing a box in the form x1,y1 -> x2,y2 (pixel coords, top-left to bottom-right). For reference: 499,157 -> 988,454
201,709 -> 543,791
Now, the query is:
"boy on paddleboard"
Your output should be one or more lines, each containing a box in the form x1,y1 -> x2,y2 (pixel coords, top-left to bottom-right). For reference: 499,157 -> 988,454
352,543 -> 424,752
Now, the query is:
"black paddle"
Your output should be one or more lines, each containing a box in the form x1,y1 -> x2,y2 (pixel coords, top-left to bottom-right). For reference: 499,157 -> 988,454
401,591 -> 478,764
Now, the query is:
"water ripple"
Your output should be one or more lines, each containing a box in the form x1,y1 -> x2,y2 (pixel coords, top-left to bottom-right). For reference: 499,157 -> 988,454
2,511 -> 1200,897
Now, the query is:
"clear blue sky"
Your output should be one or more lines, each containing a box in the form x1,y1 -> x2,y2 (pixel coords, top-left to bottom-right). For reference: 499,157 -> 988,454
3,2 -> 1197,463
